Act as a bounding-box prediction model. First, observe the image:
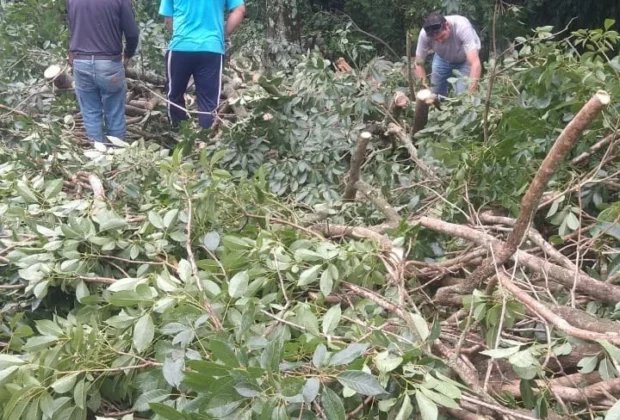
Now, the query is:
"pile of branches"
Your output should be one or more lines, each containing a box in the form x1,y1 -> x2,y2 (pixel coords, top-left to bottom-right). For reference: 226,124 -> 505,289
304,89 -> 620,418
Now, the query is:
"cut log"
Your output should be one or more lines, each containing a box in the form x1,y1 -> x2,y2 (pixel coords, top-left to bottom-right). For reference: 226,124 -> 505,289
125,68 -> 166,86
44,65 -> 74,90
413,89 -> 438,136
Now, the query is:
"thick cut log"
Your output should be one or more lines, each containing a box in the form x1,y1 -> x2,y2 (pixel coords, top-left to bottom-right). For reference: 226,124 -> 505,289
44,65 -> 74,90
413,89 -> 438,135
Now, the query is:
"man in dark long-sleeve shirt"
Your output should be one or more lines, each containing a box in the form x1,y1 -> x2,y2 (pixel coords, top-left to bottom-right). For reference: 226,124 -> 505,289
66,0 -> 140,142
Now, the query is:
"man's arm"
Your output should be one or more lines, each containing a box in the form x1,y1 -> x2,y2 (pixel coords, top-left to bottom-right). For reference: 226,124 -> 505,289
120,0 -> 140,61
159,0 -> 174,32
225,4 -> 246,38
465,49 -> 481,93
413,29 -> 430,87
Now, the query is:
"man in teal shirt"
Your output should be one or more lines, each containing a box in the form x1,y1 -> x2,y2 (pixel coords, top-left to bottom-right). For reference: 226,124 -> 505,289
159,0 -> 246,129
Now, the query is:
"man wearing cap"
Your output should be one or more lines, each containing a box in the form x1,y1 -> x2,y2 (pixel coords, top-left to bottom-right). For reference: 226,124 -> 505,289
413,13 -> 481,98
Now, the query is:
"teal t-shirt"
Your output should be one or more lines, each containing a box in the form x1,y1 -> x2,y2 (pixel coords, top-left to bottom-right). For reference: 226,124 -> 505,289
159,0 -> 244,54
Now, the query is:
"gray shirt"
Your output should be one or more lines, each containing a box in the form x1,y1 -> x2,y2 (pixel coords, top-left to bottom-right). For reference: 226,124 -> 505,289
67,0 -> 140,58
415,15 -> 481,64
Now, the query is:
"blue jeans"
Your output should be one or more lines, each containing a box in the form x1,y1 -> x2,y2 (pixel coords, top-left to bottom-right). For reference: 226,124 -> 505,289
430,54 -> 471,98
73,59 -> 126,142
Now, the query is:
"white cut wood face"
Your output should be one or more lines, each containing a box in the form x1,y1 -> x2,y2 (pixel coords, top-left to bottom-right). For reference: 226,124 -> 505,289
44,64 -> 61,80
416,89 -> 437,104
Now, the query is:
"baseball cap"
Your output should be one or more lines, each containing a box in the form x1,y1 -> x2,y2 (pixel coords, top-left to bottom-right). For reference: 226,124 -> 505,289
423,13 -> 446,37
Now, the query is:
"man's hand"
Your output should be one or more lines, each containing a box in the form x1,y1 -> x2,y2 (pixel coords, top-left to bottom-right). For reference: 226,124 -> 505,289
468,80 -> 479,95
225,37 -> 232,55
123,56 -> 130,69
68,51 -> 74,67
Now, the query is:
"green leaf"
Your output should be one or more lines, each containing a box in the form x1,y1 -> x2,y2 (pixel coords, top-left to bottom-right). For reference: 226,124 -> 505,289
23,335 -> 58,352
294,249 -> 323,262
133,389 -> 170,412
298,265 -> 321,286
303,377 -> 320,403
35,320 -> 65,338
205,390 -> 243,418
599,356 -> 617,381
565,212 -> 580,230
604,19 -> 615,31
395,396 -> 413,420
321,386 -> 345,420
98,217 -> 127,232
261,339 -> 283,371
234,382 -> 261,398
598,340 -> 620,363
419,386 -> 460,409
163,355 -> 185,387
133,314 -> 155,352
313,343 -> 327,369
73,379 -> 88,409
480,345 -> 521,359
178,259 -> 192,282
16,180 -> 38,203
577,355 -> 598,373
44,179 -> 63,200
520,379 -> 535,409
329,343 -> 368,366
415,390 -> 438,420
320,269 -> 334,296
297,304 -> 320,336
0,366 -> 19,384
51,372 -> 79,394
149,403 -> 186,420
108,290 -> 143,307
148,210 -> 165,229
410,313 -> 430,341
606,398 -> 620,420
210,340 -> 239,367
0,354 -> 26,369
163,209 -> 179,228
375,351 -> 403,373
337,371 -> 387,396
75,281 -> 89,303
322,305 -> 341,335
202,231 -> 221,251
229,270 -> 249,298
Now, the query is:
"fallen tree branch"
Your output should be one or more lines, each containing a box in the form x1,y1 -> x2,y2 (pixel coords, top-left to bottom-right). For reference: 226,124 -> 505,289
354,180 -> 401,224
343,132 -> 372,200
497,272 -> 620,345
478,212 -> 580,272
460,91 -> 610,297
385,122 -> 438,181
311,224 -> 392,252
501,376 -> 620,404
416,216 -> 620,305
571,131 -> 618,166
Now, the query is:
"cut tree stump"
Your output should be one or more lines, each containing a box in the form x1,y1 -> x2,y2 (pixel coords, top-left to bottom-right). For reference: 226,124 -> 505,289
44,65 -> 74,90
413,88 -> 438,136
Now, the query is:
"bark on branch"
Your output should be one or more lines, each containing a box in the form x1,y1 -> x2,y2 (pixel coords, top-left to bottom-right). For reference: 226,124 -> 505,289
415,216 -> 620,305
497,272 -> 620,345
343,132 -> 372,200
448,91 -> 610,298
